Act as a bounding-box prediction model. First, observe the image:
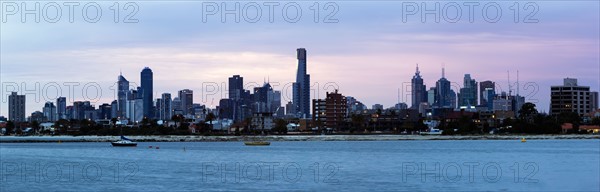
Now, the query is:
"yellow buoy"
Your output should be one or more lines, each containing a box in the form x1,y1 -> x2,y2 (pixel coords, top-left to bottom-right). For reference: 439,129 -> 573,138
521,137 -> 526,142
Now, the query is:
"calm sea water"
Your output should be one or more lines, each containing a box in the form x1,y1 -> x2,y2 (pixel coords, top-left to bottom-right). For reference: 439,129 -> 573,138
0,140 -> 599,191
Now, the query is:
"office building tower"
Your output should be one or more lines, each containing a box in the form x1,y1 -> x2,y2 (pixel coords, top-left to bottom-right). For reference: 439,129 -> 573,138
293,48 -> 311,118
8,92 -> 26,122
550,78 -> 598,115
411,64 -> 427,109
179,89 -> 193,115
140,67 -> 153,118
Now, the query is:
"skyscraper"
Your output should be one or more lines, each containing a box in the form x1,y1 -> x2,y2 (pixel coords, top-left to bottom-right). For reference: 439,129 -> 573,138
111,100 -> 118,118
43,102 -> 56,122
56,97 -> 66,120
459,74 -> 478,107
117,73 -> 130,118
160,93 -> 172,120
141,67 -> 153,118
179,89 -> 193,115
172,97 -> 182,115
8,92 -> 25,122
229,75 -> 244,100
434,67 -> 454,108
293,48 -> 311,118
411,64 -> 427,109
479,81 -> 495,105
228,75 -> 246,122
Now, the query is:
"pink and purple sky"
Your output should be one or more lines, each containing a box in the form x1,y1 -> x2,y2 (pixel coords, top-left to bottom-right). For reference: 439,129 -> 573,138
1,1 -> 599,116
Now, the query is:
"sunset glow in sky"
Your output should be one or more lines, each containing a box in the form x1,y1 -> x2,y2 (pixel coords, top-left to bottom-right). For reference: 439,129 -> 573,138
1,1 -> 599,115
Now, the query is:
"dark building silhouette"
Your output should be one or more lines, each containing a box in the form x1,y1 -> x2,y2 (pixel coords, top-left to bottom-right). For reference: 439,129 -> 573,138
411,64 -> 427,109
117,73 -> 129,118
434,67 -> 455,108
458,74 -> 477,107
8,92 -> 26,122
479,80 -> 495,105
293,48 -> 311,118
140,67 -> 153,118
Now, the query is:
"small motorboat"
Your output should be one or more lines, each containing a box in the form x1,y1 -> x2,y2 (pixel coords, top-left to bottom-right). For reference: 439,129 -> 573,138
111,136 -> 137,147
244,141 -> 270,146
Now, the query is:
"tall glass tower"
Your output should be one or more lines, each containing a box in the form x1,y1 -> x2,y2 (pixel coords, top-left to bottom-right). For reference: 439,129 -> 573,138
411,64 -> 427,109
117,73 -> 129,118
141,67 -> 153,118
293,48 -> 310,118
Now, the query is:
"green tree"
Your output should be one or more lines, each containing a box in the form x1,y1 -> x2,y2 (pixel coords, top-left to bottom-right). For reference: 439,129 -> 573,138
273,119 -> 288,134
591,117 -> 600,126
31,121 -> 40,134
205,113 -> 216,132
457,115 -> 477,134
558,112 -> 581,133
5,121 -> 15,135
518,102 -> 538,123
350,114 -> 365,133
54,119 -> 70,135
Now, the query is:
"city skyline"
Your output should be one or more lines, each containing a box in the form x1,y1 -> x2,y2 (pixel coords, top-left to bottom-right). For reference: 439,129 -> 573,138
2,61 -> 598,119
1,1 -> 599,116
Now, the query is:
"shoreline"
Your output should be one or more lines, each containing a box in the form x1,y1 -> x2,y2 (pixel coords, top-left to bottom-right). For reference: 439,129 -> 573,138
1,134 -> 599,143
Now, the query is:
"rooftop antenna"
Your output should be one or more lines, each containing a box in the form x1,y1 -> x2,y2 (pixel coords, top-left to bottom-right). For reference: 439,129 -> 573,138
416,63 -> 420,74
442,63 -> 445,78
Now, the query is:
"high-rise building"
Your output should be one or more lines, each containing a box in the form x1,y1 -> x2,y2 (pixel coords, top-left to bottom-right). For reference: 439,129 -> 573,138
117,73 -> 130,118
427,87 -> 436,105
550,78 -> 597,115
293,48 -> 311,118
140,67 -> 153,118
227,75 -> 252,122
253,82 -> 279,113
8,92 -> 25,122
111,100 -> 118,118
179,89 -> 193,115
482,88 -> 495,110
345,96 -> 366,115
43,102 -> 56,122
56,97 -> 66,120
172,97 -> 183,115
270,90 -> 282,114
155,98 -> 162,119
434,67 -> 454,108
72,101 -> 94,120
126,98 -> 143,122
458,74 -> 478,107
312,90 -> 347,130
98,103 -> 112,120
285,101 -> 295,116
411,64 -> 427,109
160,93 -> 172,120
229,75 -> 244,100
479,81 -> 495,105
30,111 -> 44,123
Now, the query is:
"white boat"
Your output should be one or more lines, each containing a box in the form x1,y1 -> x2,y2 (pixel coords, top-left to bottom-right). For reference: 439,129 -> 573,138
111,136 -> 137,147
420,128 -> 443,135
421,119 -> 443,135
